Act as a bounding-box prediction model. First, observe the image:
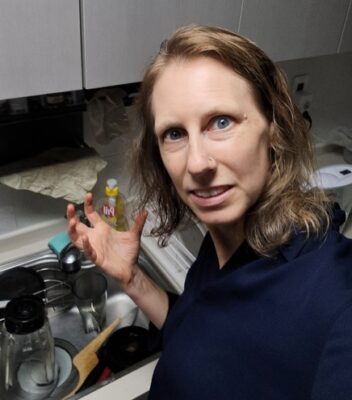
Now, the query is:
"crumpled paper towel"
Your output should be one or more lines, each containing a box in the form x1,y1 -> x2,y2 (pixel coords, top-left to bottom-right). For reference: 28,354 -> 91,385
0,147 -> 107,204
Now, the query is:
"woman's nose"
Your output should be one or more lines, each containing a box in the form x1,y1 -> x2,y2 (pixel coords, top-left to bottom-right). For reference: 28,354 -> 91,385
186,137 -> 216,177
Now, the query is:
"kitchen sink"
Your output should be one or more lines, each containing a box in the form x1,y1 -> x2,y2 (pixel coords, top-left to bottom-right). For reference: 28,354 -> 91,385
47,266 -> 149,352
0,249 -> 156,399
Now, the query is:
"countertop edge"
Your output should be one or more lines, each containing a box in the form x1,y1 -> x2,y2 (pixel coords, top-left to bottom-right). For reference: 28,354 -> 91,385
79,357 -> 158,400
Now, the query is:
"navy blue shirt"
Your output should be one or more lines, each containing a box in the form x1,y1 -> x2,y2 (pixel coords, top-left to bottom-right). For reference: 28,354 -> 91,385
149,209 -> 352,399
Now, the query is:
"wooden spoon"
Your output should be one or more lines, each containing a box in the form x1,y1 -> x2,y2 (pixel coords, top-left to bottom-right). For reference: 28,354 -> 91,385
63,318 -> 121,399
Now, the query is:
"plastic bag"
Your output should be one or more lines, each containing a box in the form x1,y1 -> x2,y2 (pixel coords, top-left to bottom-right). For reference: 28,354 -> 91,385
88,87 -> 130,144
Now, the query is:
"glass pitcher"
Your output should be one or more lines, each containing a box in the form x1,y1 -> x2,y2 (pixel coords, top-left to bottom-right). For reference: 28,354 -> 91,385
0,295 -> 58,400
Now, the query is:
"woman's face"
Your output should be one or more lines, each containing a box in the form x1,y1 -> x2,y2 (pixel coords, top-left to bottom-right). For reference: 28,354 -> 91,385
152,56 -> 273,230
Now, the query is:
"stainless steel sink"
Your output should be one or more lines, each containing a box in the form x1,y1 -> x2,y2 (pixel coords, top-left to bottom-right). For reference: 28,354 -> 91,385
0,249 -> 154,399
48,266 -> 149,352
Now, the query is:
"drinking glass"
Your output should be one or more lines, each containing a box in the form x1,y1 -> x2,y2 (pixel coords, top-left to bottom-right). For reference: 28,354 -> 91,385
72,271 -> 107,333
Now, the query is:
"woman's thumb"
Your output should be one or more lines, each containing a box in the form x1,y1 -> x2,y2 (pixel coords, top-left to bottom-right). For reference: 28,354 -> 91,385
131,209 -> 148,238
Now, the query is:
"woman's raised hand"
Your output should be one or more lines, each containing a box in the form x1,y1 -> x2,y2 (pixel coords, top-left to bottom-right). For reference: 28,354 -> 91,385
66,192 -> 147,288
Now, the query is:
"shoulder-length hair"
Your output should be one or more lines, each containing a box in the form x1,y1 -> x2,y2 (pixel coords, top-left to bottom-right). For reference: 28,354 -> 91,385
131,24 -> 331,256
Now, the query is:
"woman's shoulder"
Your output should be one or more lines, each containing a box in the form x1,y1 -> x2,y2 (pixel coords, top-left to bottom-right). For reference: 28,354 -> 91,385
280,203 -> 352,262
281,225 -> 352,272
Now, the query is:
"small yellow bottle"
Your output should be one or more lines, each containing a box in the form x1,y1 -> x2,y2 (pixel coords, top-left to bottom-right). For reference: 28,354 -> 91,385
97,178 -> 127,231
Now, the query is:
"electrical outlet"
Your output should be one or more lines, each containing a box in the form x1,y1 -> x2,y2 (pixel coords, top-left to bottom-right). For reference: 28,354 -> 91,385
292,74 -> 309,93
292,74 -> 313,112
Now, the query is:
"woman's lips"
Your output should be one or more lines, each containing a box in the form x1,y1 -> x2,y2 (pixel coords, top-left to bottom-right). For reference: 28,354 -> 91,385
189,185 -> 234,207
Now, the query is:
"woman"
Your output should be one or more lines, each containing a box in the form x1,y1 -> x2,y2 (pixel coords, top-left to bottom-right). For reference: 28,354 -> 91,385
67,25 -> 352,399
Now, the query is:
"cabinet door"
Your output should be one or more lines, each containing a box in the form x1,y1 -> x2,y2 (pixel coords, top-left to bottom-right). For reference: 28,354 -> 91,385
81,0 -> 242,89
239,0 -> 350,61
173,0 -> 241,30
339,0 -> 352,53
0,0 -> 82,100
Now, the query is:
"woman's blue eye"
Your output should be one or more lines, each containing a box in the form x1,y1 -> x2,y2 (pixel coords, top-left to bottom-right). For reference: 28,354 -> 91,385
214,116 -> 230,129
164,129 -> 183,141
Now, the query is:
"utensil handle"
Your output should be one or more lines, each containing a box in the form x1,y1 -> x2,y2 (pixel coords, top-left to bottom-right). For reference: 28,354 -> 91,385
63,318 -> 120,399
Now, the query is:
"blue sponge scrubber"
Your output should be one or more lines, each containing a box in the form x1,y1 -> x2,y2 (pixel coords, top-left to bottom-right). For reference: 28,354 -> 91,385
48,231 -> 72,257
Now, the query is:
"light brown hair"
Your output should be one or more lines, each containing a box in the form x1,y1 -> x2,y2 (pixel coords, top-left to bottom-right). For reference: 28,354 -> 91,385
132,24 -> 331,256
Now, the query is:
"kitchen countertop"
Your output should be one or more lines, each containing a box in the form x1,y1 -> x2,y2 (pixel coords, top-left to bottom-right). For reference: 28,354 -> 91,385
0,217 -> 68,264
78,357 -> 158,400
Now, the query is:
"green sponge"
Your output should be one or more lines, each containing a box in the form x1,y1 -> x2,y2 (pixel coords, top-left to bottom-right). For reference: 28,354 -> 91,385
48,231 -> 72,257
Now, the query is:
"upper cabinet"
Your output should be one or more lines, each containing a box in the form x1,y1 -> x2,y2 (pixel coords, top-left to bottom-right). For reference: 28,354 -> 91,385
80,0 -> 242,89
339,0 -> 352,53
239,0 -> 351,61
1,1 -> 351,99
0,0 -> 82,101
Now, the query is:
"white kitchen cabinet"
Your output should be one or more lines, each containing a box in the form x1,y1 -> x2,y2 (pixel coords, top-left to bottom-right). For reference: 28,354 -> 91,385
339,0 -> 352,53
2,1 -> 350,100
239,0 -> 351,61
0,0 -> 82,100
80,0 -> 242,89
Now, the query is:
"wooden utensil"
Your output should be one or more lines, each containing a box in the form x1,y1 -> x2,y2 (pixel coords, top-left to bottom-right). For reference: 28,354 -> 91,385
63,318 -> 121,399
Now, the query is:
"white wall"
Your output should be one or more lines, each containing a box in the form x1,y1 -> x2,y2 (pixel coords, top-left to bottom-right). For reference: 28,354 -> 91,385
278,51 -> 352,138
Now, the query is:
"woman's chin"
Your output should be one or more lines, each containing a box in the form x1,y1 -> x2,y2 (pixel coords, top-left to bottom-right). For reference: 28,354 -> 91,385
195,211 -> 245,230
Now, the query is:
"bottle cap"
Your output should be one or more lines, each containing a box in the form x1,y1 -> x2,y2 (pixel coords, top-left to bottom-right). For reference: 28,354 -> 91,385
105,178 -> 119,197
5,295 -> 45,334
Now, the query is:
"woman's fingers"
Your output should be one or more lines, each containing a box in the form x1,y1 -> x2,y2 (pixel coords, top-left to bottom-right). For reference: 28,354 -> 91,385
82,235 -> 97,263
131,209 -> 148,239
67,204 -> 79,241
67,203 -> 89,247
83,192 -> 101,227
66,203 -> 77,221
67,217 -> 84,247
